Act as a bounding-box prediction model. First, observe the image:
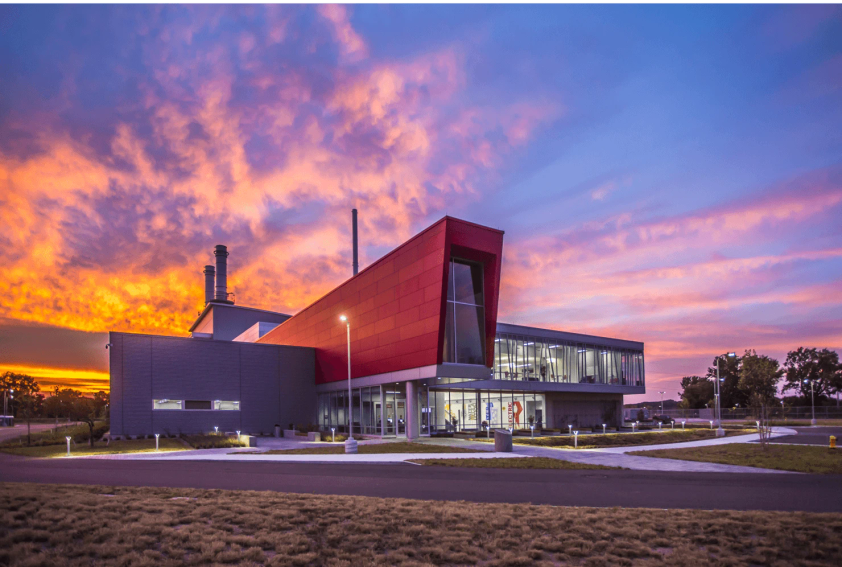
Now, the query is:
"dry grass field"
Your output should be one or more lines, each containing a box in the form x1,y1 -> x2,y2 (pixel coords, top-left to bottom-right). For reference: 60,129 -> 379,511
631,444 -> 842,474
2,483 -> 842,566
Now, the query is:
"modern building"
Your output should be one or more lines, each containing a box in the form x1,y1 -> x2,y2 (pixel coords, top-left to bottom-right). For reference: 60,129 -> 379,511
109,216 -> 644,438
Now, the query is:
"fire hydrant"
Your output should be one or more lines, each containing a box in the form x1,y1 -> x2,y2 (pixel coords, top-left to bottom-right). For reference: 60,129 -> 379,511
830,436 -> 836,449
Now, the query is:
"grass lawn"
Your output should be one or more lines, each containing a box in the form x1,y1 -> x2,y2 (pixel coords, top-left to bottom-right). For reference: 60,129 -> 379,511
256,441 -> 478,455
475,428 -> 753,449
630,444 -> 842,474
0,438 -> 189,458
408,457 -> 621,470
0,421 -> 108,448
2,483 -> 842,566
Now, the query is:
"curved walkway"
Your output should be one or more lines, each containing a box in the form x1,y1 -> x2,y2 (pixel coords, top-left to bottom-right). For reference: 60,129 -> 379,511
69,427 -> 799,473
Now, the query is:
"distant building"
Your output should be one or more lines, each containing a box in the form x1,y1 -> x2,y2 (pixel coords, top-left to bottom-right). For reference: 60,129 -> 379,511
109,216 -> 645,438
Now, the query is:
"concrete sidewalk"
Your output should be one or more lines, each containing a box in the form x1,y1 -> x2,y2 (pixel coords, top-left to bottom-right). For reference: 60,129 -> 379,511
60,427 -> 798,473
79,448 -> 519,464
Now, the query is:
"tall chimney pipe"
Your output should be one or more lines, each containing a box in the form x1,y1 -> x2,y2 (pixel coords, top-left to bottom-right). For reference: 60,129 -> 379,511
214,245 -> 229,302
203,265 -> 215,304
352,209 -> 359,276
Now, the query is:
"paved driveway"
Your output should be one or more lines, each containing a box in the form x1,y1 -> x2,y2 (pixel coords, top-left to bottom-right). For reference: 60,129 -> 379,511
1,453 -> 839,512
754,426 -> 842,446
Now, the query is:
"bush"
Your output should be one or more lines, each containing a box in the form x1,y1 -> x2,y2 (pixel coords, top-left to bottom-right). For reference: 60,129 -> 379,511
181,434 -> 246,449
320,431 -> 348,443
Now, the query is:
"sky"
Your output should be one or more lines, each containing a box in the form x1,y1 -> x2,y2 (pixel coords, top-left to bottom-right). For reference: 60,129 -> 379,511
0,4 -> 840,401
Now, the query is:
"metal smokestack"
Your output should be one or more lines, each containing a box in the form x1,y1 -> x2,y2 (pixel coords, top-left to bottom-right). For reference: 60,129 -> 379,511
203,265 -> 215,304
352,209 -> 359,276
214,245 -> 229,302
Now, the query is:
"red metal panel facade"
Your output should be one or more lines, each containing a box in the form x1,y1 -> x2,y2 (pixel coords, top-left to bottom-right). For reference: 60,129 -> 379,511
258,217 -> 504,384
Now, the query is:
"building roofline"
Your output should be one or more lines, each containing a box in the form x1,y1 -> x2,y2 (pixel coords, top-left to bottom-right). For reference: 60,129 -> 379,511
110,330 -> 309,350
187,302 -> 291,333
261,215 -> 504,334
496,322 -> 644,350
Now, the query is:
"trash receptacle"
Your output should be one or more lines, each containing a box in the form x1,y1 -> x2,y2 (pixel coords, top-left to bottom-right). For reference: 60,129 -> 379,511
494,429 -> 513,452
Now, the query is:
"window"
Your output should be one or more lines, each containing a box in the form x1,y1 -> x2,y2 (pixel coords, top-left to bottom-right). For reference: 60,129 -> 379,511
153,399 -> 183,410
213,400 -> 239,411
443,259 -> 485,365
184,400 -> 212,410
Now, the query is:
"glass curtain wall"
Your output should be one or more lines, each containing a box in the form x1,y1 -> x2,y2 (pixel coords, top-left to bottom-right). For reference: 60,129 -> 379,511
443,259 -> 486,365
430,390 -> 545,433
494,334 -> 644,387
318,384 -> 433,436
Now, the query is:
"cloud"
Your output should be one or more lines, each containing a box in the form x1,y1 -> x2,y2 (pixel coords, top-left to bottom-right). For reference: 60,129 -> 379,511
0,5 -> 553,366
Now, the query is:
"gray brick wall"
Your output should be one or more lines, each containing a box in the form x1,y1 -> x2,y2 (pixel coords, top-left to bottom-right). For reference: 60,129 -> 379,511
109,332 -> 314,436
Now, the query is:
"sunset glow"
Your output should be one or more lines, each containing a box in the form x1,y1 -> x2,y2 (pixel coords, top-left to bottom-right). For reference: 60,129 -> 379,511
1,4 -> 840,398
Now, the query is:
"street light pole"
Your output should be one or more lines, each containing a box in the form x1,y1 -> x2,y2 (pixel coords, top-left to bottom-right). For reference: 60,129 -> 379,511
658,391 -> 665,414
714,352 -> 736,438
340,314 -> 357,453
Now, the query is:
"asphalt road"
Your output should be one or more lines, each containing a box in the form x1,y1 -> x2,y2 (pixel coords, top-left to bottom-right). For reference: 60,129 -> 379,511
1,453 -> 840,512
761,426 -> 842,446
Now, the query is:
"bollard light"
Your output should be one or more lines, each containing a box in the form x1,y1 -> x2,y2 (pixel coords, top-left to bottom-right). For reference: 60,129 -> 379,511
709,420 -> 713,430
236,430 -> 241,444
214,426 -> 218,434
331,427 -> 335,442
681,420 -> 686,430
671,421 -> 674,429
755,421 -> 760,431
574,431 -> 579,448
602,423 -> 606,434
66,436 -> 71,457
155,433 -> 160,451
658,422 -> 662,430
531,424 -> 535,438
568,424 -> 572,436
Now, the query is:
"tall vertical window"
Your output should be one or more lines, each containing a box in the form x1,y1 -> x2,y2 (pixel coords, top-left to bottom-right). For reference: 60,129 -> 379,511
443,259 -> 485,365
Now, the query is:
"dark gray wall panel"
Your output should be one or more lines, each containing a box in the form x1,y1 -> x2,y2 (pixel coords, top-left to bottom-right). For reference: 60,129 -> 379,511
110,332 -> 314,435
121,334 -> 153,436
240,343 -> 280,434
108,332 -> 124,435
151,339 -> 240,401
279,345 -> 317,429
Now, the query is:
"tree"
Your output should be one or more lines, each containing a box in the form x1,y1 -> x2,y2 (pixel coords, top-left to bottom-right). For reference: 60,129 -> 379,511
739,350 -> 783,447
782,347 -> 841,402
706,353 -> 747,409
70,397 -> 99,448
93,391 -> 110,419
2,373 -> 41,445
678,376 -> 714,409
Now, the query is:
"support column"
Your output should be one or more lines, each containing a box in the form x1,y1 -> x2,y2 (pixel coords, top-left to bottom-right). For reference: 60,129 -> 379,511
379,385 -> 386,437
405,380 -> 420,440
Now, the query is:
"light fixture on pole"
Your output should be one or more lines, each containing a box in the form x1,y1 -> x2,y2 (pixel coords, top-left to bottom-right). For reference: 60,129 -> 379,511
714,352 -> 736,438
658,391 -> 665,414
804,379 -> 817,426
339,315 -> 357,454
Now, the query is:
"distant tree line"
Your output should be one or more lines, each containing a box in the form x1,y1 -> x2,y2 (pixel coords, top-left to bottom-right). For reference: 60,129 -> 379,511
679,347 -> 842,410
1,371 -> 109,446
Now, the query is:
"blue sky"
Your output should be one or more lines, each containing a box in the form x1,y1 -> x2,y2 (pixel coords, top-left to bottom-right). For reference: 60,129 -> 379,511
0,4 -> 840,399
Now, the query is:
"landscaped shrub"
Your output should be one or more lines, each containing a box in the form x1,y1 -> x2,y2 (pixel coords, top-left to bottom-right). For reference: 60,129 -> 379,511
180,434 -> 246,449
